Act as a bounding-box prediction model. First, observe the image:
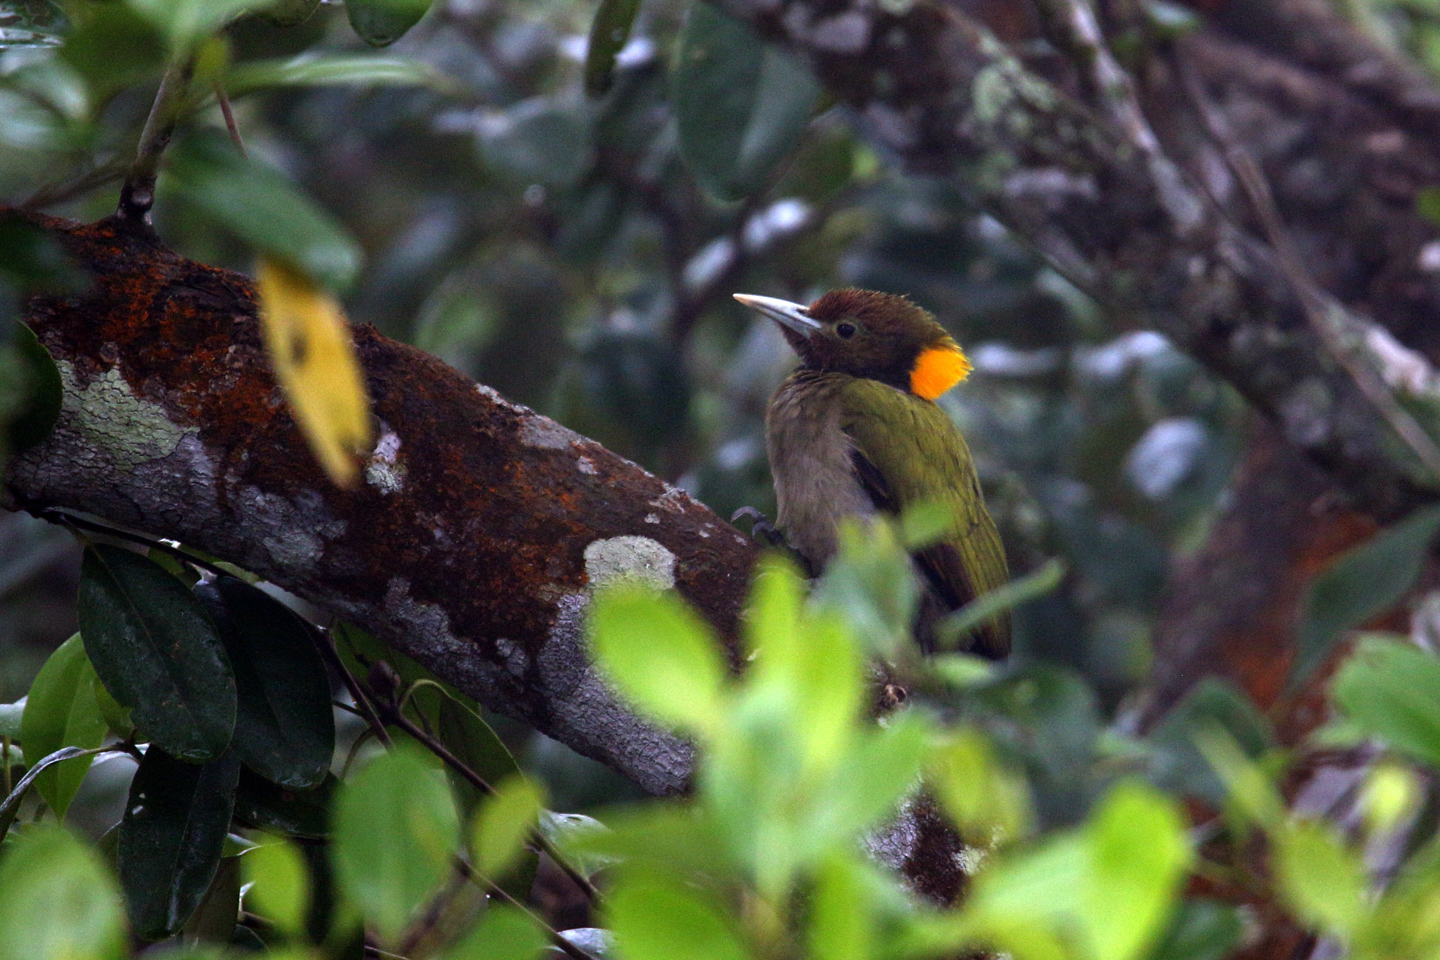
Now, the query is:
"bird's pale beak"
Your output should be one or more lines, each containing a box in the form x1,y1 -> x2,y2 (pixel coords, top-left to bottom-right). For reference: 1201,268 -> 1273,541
733,293 -> 821,338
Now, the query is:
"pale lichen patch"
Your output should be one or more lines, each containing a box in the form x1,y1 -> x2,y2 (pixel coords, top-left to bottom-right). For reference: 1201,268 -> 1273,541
475,383 -> 526,413
577,456 -> 597,475
648,484 -> 689,514
366,426 -> 406,494
520,416 -> 584,451
584,536 -> 676,590
62,362 -> 192,472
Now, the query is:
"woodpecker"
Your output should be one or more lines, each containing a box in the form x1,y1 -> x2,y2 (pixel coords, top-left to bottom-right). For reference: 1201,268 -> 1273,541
734,288 -> 1010,658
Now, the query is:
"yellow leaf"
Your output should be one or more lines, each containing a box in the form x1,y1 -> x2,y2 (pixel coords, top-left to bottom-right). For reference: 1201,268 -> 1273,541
256,257 -> 373,486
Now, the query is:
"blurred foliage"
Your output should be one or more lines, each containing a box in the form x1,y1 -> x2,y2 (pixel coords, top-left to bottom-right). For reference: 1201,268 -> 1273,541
7,1 -> 1440,959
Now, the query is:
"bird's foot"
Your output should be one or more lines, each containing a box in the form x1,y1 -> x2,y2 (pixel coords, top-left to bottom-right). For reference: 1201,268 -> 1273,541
731,506 -> 787,549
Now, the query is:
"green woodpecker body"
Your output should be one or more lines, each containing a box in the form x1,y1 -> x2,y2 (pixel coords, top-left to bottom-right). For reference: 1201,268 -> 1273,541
736,289 -> 1011,658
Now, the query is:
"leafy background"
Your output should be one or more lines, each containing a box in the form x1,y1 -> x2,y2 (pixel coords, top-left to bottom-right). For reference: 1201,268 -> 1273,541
6,0 -> 1440,958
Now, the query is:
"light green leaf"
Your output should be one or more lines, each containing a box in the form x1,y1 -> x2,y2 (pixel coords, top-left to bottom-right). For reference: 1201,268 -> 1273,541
445,905 -> 547,960
1294,504 -> 1440,685
935,558 -> 1066,649
928,725 -> 1031,845
345,0 -> 434,47
1082,781 -> 1192,960
165,128 -> 362,292
1331,634 -> 1440,769
0,824 -> 125,960
0,698 -> 21,739
0,747 -> 99,842
1194,726 -> 1284,828
806,855 -> 871,960
225,54 -> 447,97
242,838 -> 311,937
1272,818 -> 1366,938
127,0 -> 263,50
588,583 -> 728,735
607,867 -> 751,960
672,3 -> 820,202
471,774 -> 543,881
333,744 -> 460,945
19,633 -> 108,819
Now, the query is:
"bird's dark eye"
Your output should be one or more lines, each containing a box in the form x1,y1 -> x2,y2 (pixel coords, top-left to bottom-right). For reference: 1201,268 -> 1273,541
836,322 -> 857,339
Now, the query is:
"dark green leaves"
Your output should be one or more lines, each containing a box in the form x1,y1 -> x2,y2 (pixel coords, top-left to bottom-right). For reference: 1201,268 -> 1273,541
345,0 -> 434,47
19,633 -> 108,818
673,4 -> 820,202
78,545 -> 236,762
584,0 -> 642,97
165,129 -> 362,292
119,747 -> 242,940
195,575 -> 333,789
1294,504 -> 1440,685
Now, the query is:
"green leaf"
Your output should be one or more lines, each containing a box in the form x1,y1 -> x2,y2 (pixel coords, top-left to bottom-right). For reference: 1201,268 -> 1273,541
1294,504 -> 1440,685
935,558 -> 1067,650
0,699 -> 21,739
258,0 -> 322,26
243,838 -> 311,937
126,0 -> 265,50
0,824 -> 126,960
1272,818 -> 1366,938
333,744 -> 460,944
194,576 -> 334,788
672,3 -> 820,202
583,0 -> 641,97
607,867 -> 751,960
588,583 -> 728,735
164,128 -> 362,291
93,678 -> 133,739
58,5 -> 167,102
928,725 -> 1031,844
1148,678 -> 1274,805
344,0 -> 434,47
1331,634 -> 1440,768
181,854 -> 242,945
1194,726 -> 1284,828
470,774 -> 543,881
436,693 -> 522,820
1150,900 -> 1245,960
225,53 -> 446,97
19,633 -> 108,819
445,905 -> 547,960
78,544 -> 236,762
0,746 -> 101,841
478,98 -> 593,189
1081,781 -> 1192,960
8,322 -> 62,451
119,747 -> 242,940
232,766 -> 334,838
806,855 -> 871,960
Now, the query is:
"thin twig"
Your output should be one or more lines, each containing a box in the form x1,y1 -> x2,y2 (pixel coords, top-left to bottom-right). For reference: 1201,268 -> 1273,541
377,700 -> 602,905
117,57 -> 197,224
454,857 -> 600,960
36,509 -> 230,578
1175,53 -> 1440,483
316,625 -> 394,748
215,81 -> 246,157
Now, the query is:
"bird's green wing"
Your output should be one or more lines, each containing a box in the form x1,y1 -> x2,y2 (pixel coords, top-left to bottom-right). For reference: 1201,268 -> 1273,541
838,378 -> 1011,658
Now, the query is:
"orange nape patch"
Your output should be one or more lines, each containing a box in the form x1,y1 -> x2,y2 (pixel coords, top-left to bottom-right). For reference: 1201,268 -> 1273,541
909,342 -> 972,400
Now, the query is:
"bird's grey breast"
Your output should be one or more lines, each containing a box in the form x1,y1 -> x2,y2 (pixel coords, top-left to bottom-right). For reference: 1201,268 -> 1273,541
765,376 -> 874,569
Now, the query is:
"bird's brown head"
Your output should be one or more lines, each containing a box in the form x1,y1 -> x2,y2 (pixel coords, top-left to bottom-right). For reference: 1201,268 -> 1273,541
734,288 -> 972,400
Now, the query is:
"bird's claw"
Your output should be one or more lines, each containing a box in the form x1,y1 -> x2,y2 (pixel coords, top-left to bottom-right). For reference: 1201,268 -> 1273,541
731,506 -> 787,550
